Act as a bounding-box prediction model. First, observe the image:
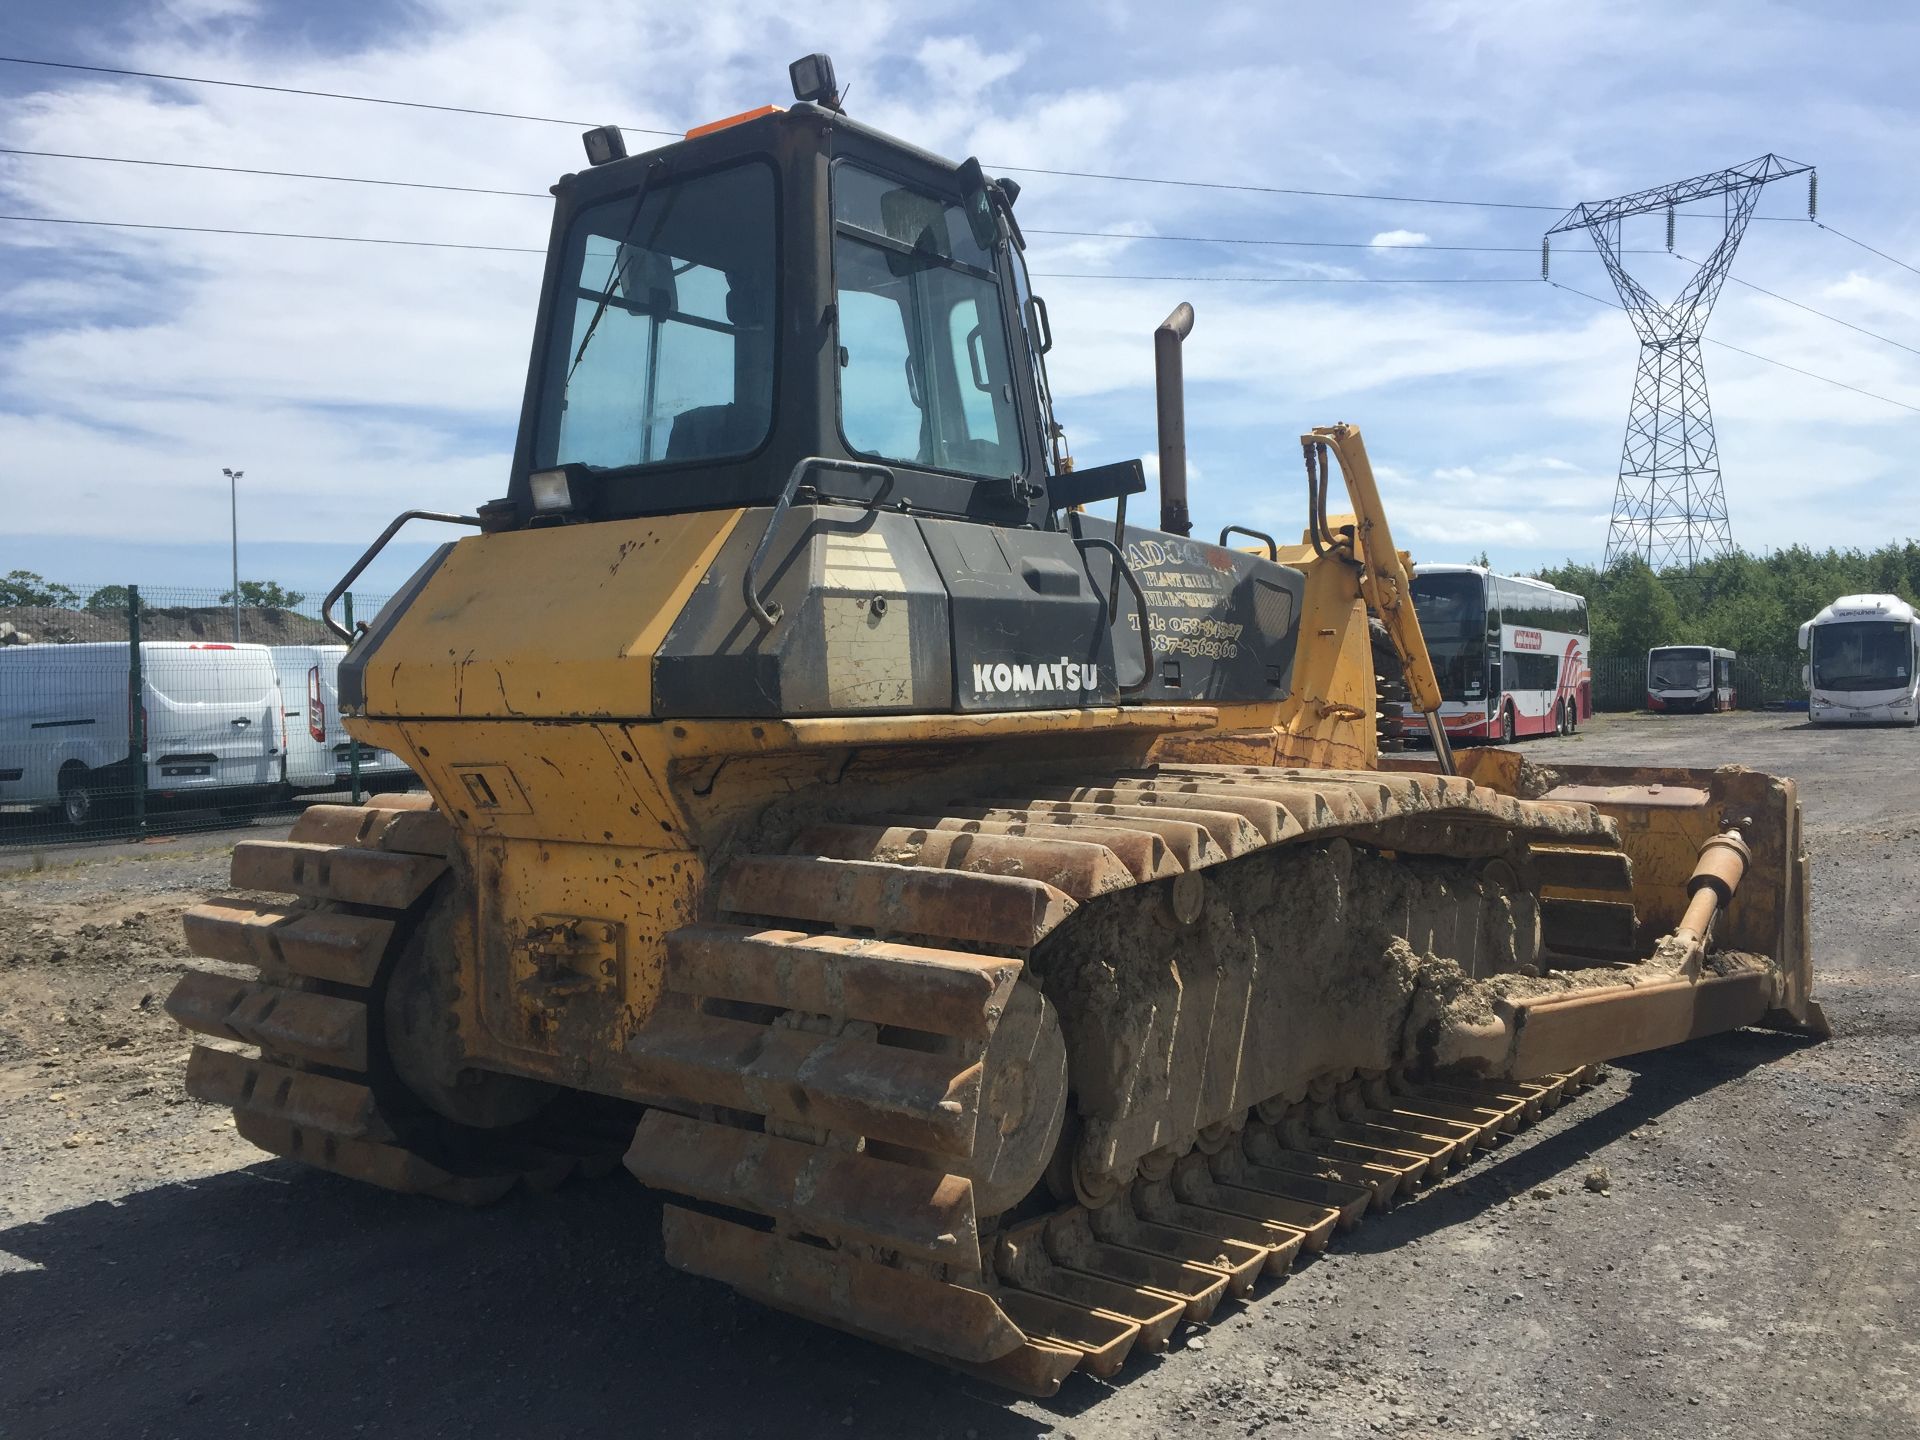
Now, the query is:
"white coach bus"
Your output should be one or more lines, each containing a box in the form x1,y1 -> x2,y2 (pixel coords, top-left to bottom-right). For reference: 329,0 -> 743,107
1800,594 -> 1920,725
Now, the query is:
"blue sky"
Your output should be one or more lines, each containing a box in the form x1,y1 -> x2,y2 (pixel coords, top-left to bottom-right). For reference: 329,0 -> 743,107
3,0 -> 1919,604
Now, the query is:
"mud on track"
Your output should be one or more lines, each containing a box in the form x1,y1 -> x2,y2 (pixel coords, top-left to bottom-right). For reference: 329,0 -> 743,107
2,713 -> 1916,1439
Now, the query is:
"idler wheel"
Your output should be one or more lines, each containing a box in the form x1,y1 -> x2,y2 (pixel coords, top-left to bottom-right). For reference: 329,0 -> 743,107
963,981 -> 1069,1216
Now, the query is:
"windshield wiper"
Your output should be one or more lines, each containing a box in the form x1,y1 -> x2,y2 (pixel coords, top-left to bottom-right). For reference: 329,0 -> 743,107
565,159 -> 666,387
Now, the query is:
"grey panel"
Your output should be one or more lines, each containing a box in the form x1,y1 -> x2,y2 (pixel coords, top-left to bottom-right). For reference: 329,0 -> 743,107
918,517 -> 1118,712
654,504 -> 952,717
1076,519 -> 1306,704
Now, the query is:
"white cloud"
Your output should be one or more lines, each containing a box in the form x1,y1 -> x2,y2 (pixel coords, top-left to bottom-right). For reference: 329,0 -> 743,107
0,0 -> 1916,586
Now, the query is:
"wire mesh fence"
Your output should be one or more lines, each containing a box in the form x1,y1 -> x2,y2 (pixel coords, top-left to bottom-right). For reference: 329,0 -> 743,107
0,583 -> 414,850
1587,653 -> 1809,712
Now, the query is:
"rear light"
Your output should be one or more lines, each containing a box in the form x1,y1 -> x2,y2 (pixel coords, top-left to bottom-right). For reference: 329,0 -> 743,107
1647,694 -> 1665,710
307,664 -> 326,742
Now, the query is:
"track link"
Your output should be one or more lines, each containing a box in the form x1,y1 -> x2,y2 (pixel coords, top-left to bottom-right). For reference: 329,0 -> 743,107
627,762 -> 1628,1394
167,795 -> 628,1202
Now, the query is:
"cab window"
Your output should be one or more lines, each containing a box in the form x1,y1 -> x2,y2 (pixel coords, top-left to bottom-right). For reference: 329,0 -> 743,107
832,161 -> 1023,478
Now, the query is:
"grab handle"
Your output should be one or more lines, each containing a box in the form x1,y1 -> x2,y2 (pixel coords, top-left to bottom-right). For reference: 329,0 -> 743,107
744,457 -> 895,629
1075,535 -> 1154,695
323,510 -> 481,642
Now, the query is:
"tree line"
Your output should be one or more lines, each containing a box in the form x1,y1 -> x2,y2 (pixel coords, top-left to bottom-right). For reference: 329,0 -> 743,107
0,570 -> 306,612
1532,545 -> 1920,660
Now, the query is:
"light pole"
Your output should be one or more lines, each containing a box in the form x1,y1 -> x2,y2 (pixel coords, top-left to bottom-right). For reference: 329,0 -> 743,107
222,467 -> 244,641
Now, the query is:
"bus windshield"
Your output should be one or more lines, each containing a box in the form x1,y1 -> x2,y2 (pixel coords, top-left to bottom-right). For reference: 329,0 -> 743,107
1812,621 -> 1912,692
1649,648 -> 1710,690
1410,571 -> 1487,702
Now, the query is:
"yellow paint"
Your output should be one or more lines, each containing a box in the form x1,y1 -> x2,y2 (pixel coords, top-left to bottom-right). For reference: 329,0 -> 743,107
358,510 -> 739,721
469,836 -> 702,1085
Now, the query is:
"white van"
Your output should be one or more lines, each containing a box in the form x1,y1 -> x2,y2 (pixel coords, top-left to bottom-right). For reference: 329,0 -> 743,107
0,642 -> 281,827
269,645 -> 414,792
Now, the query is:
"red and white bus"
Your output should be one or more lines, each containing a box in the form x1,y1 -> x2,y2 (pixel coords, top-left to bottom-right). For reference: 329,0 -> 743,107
1406,565 -> 1591,743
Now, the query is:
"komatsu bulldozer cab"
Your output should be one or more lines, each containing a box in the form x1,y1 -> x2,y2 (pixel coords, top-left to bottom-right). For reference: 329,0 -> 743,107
340,79 -> 1310,724
502,100 -> 1055,531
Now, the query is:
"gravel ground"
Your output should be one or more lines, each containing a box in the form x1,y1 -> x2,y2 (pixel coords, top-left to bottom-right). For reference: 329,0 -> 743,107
1,713 -> 1914,1439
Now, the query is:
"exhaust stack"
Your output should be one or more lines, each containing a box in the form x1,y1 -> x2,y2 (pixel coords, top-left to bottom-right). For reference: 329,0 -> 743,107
1155,303 -> 1195,536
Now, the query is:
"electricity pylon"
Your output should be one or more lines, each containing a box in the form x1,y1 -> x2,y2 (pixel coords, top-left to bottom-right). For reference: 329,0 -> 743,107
1546,155 -> 1814,571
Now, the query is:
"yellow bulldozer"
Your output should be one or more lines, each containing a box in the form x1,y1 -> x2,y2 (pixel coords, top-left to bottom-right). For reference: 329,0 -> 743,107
166,55 -> 1826,1395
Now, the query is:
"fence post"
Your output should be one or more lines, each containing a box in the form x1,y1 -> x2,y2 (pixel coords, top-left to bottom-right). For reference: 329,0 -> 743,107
346,591 -> 362,805
127,585 -> 146,838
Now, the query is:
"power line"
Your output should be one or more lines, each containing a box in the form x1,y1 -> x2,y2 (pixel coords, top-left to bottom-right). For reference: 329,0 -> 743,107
0,147 -> 1664,258
1030,226 -> 1664,255
0,52 -> 1834,221
1035,272 -> 1534,284
992,164 -> 1558,212
0,53 -> 678,134
1548,278 -> 1920,416
1813,219 -> 1920,281
0,146 -> 549,199
0,52 -> 1586,215
1673,250 -> 1920,362
0,212 -> 545,254
0,212 -> 1531,281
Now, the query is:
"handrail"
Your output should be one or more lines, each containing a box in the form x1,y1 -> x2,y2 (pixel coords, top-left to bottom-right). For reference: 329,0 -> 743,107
322,510 -> 481,642
743,457 -> 895,629
1218,524 -> 1278,561
1075,535 -> 1155,695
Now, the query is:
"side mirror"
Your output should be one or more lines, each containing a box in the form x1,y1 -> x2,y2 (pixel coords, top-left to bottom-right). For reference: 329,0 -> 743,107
1048,459 -> 1146,511
1796,622 -> 1810,651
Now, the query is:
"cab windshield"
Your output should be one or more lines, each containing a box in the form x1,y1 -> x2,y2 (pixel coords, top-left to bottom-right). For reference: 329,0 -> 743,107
535,161 -> 776,472
832,162 -> 1023,478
